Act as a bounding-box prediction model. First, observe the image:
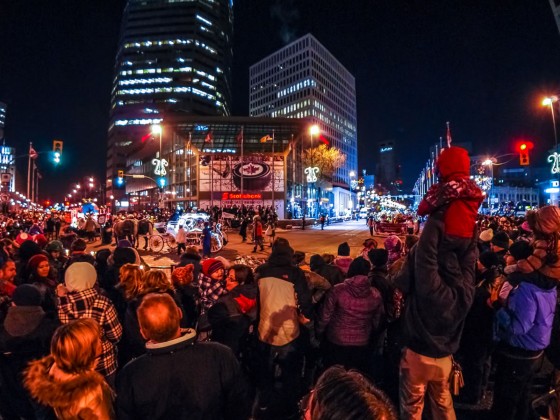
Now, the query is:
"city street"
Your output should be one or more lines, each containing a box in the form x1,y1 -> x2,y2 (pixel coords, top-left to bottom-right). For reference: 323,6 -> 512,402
87,219 -> 381,269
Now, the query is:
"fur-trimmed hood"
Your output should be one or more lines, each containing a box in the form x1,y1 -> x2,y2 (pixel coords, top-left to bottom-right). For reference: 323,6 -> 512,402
24,356 -> 115,419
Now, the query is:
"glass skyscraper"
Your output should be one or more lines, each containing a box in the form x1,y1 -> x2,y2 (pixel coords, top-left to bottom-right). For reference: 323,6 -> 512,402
107,0 -> 233,199
0,102 -> 6,139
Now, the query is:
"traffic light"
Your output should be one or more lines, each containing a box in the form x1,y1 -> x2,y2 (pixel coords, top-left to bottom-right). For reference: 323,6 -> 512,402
158,177 -> 166,188
117,170 -> 124,186
53,140 -> 63,164
515,140 -> 534,166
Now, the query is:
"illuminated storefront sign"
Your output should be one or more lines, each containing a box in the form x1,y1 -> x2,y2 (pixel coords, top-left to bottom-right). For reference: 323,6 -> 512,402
0,147 -> 14,165
222,192 -> 262,200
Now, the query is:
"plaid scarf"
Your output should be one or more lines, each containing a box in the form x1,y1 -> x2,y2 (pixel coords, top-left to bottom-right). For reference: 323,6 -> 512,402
418,178 -> 483,216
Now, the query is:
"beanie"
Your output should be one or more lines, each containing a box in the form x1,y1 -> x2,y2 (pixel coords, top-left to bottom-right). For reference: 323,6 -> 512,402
509,241 -> 533,261
12,284 -> 42,306
27,254 -> 49,273
14,232 -> 31,248
112,247 -> 137,267
309,254 -> 325,271
368,248 -> 388,267
70,238 -> 87,252
479,228 -> 494,243
202,258 -> 224,277
491,231 -> 510,250
479,251 -> 500,269
46,240 -> 64,253
347,257 -> 371,277
18,240 -> 42,261
65,262 -> 97,292
436,146 -> 470,181
337,242 -> 350,257
33,234 -> 47,249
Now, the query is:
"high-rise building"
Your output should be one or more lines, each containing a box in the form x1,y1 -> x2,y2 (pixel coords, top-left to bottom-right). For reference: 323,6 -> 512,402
107,0 -> 234,199
0,101 -> 6,139
376,141 -> 396,190
248,34 -> 357,216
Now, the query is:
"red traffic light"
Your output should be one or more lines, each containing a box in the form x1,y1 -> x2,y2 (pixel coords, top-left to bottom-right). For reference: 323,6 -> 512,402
515,140 -> 534,152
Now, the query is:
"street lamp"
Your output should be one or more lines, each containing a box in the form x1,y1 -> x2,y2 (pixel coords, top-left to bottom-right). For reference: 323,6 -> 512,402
151,124 -> 165,208
482,158 -> 496,213
543,96 -> 558,151
309,124 -> 320,218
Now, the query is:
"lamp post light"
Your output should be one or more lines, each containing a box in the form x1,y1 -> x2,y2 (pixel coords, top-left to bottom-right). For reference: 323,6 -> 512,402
151,124 -> 166,208
309,124 -> 320,218
543,96 -> 558,151
482,158 -> 496,214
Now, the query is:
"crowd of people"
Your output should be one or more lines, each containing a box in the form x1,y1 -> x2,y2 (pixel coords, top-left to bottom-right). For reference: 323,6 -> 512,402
0,147 -> 560,419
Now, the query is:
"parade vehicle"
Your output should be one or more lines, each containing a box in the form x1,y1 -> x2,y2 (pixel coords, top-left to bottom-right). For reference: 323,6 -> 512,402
150,212 -> 227,253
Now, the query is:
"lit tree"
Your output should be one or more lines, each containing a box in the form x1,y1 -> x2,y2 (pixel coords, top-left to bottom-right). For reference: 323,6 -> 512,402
302,144 -> 346,181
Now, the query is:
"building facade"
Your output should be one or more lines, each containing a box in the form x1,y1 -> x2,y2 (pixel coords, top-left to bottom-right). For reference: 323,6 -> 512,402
248,34 -> 357,216
116,115 -> 311,219
0,102 -> 6,140
107,0 -> 234,200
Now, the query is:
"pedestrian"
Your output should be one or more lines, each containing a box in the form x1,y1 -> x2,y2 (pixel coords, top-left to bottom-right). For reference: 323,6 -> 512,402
252,216 -> 264,253
334,242 -> 353,276
239,216 -> 248,242
175,225 -> 186,256
115,293 -> 250,420
201,221 -> 212,258
396,146 -> 483,419
368,215 -> 375,236
320,214 -> 326,230
24,318 -> 114,419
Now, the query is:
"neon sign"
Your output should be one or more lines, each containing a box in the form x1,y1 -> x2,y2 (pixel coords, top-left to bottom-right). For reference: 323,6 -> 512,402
380,147 -> 393,153
222,192 -> 262,200
304,166 -> 320,183
152,158 -> 168,176
548,152 -> 560,174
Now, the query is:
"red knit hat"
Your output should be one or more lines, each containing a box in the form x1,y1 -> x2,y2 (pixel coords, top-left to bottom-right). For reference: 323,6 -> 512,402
436,146 -> 470,181
202,258 -> 224,276
27,254 -> 49,274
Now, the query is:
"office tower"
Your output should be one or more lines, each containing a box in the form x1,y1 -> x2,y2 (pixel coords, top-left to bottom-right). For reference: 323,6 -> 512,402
107,0 -> 234,198
376,141 -> 396,190
0,102 -> 6,139
249,34 -> 357,191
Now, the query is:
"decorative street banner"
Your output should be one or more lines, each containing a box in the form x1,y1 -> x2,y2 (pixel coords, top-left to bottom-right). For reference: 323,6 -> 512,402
199,154 -> 284,194
548,152 -> 560,175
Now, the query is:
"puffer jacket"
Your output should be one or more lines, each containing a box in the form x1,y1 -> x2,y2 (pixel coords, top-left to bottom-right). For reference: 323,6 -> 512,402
24,356 -> 114,419
495,272 -> 557,351
317,275 -> 384,346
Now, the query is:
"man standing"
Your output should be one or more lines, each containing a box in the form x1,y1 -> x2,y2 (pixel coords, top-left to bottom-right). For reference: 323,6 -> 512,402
116,293 -> 249,419
254,238 -> 313,418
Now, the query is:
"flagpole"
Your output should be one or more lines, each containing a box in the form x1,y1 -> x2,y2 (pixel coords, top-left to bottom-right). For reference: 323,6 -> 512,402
271,130 -> 275,211
27,143 -> 32,200
188,132 -> 192,209
240,126 -> 244,197
31,163 -> 36,203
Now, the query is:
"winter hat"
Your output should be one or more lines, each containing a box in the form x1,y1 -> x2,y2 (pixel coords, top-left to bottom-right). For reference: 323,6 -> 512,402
491,231 -> 510,250
479,228 -> 494,243
347,257 -> 371,277
479,251 -> 500,269
309,254 -> 325,271
531,206 -> 560,235
70,238 -> 87,252
27,254 -> 49,274
14,232 -> 31,248
368,248 -> 388,267
508,241 -> 533,261
117,239 -> 133,248
33,234 -> 47,249
337,242 -> 351,257
112,247 -> 137,267
436,146 -> 470,181
65,262 -> 97,292
202,258 -> 224,276
12,284 -> 42,306
18,240 -> 42,261
46,240 -> 64,253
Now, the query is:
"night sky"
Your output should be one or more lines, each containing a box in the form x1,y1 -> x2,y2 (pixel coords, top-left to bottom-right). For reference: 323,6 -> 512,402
1,0 -> 560,201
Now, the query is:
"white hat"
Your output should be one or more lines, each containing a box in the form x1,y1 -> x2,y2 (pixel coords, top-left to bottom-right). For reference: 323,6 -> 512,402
65,262 -> 97,292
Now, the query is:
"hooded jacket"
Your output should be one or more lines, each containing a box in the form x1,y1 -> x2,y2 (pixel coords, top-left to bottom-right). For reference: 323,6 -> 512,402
317,275 -> 384,346
310,254 -> 344,286
395,207 -> 477,358
255,243 -> 313,346
24,356 -> 114,419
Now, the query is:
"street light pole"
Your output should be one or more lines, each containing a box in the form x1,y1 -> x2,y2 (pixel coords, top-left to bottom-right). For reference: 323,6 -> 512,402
543,96 -> 558,151
309,124 -> 320,218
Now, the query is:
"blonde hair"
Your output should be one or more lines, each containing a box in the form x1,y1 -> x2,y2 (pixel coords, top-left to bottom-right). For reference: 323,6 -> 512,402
141,269 -> 174,294
51,318 -> 100,374
119,263 -> 144,300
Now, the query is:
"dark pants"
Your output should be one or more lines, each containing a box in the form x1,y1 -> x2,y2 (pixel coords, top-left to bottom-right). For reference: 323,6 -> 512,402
322,340 -> 371,377
255,338 -> 304,419
369,226 -> 374,236
491,349 -> 543,420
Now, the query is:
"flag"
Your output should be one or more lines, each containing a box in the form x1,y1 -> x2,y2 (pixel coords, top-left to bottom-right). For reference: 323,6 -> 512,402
141,132 -> 153,142
204,130 -> 213,143
446,121 -> 452,147
29,145 -> 38,159
260,134 -> 272,143
235,127 -> 243,143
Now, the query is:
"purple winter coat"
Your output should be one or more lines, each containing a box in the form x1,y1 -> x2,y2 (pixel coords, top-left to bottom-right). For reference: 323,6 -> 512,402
317,275 -> 384,346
